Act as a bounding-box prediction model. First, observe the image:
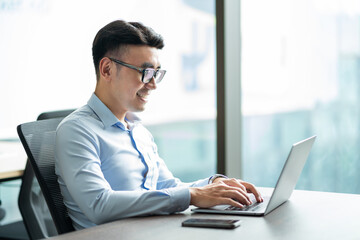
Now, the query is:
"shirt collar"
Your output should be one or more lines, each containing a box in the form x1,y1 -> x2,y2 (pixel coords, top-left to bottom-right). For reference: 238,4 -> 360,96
87,93 -> 141,129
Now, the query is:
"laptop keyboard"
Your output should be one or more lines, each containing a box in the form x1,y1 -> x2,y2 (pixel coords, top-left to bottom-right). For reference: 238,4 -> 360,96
225,200 -> 264,212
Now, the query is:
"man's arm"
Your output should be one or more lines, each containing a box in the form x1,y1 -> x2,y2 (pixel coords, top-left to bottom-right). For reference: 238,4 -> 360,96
155,156 -> 209,189
55,120 -> 191,226
153,143 -> 263,208
156,158 -> 263,209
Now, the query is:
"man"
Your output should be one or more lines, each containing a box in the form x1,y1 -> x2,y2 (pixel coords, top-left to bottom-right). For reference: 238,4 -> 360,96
55,20 -> 263,230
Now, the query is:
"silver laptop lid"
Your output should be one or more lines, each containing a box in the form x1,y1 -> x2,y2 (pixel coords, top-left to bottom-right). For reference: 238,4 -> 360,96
264,135 -> 316,214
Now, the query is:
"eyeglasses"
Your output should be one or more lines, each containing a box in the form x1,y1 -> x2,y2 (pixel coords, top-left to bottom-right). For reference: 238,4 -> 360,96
109,57 -> 166,84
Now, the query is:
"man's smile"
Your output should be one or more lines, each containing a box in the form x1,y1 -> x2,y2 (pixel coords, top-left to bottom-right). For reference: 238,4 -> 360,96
136,91 -> 150,102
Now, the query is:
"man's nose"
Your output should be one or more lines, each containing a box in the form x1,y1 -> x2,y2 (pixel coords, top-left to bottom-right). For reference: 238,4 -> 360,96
145,77 -> 157,90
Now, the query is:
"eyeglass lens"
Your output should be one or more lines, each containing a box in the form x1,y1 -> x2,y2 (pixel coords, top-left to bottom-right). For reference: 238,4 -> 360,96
143,69 -> 164,83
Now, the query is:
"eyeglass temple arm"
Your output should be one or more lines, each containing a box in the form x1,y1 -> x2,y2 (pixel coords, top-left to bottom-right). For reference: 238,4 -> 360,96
109,57 -> 144,73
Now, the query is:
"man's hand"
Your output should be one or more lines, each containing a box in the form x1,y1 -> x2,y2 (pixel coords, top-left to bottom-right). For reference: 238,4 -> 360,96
189,178 -> 263,209
213,178 -> 263,203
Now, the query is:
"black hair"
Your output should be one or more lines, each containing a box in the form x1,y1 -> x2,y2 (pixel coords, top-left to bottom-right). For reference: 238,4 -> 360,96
92,20 -> 164,80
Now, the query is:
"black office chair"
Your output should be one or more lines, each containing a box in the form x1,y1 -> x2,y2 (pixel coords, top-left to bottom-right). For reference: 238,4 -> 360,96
18,109 -> 74,239
17,114 -> 75,239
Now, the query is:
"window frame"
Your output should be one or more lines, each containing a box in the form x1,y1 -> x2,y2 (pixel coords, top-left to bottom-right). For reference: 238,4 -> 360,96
216,0 -> 242,178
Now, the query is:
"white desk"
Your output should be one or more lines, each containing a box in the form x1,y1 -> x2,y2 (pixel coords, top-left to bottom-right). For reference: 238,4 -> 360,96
0,140 -> 27,181
47,188 -> 360,240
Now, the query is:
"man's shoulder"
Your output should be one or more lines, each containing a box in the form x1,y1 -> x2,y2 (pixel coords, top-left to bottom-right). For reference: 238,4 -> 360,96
57,105 -> 103,133
55,105 -> 103,150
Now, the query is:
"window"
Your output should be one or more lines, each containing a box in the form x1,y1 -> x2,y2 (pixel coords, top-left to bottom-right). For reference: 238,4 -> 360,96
0,0 -> 216,182
241,0 -> 360,194
0,0 -> 216,226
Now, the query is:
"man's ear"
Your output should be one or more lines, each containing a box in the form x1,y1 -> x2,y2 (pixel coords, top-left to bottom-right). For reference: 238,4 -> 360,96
99,57 -> 113,81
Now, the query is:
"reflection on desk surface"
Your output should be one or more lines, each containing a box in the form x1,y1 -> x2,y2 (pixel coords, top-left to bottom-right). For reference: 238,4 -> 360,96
0,140 -> 27,179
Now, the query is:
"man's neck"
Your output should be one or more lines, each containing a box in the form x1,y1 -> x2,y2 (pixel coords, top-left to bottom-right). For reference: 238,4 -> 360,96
94,90 -> 127,126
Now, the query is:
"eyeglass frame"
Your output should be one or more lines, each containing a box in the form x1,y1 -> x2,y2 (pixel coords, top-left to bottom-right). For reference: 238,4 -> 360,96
108,57 -> 166,84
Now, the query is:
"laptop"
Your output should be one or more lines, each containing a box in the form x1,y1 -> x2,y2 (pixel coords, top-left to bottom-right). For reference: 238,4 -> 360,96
192,135 -> 316,216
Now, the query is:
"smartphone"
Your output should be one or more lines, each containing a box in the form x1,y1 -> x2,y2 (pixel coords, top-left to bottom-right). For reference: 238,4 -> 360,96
182,218 -> 241,229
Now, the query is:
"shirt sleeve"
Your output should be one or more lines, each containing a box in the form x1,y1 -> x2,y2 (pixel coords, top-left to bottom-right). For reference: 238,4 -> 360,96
55,119 -> 191,226
140,128 -> 210,189
156,155 -> 210,189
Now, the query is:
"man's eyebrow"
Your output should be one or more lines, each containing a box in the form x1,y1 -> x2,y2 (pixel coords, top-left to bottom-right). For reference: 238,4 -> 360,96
141,62 -> 161,69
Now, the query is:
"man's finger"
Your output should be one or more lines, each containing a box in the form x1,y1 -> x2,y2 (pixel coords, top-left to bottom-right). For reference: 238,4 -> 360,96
223,188 -> 252,205
241,181 -> 263,202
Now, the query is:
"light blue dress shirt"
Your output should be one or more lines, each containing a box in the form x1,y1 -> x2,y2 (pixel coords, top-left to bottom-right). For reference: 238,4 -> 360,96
55,93 -> 209,230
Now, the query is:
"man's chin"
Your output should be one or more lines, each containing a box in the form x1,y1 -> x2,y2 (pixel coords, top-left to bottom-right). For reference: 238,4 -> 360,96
130,106 -> 146,113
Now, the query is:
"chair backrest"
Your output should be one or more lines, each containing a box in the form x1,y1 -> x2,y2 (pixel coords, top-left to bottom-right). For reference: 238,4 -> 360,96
37,109 -> 75,121
19,160 -> 57,239
17,118 -> 75,237
18,109 -> 75,239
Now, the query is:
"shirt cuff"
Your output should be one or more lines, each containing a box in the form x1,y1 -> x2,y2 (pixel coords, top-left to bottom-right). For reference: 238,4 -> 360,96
208,174 -> 228,184
168,187 -> 191,212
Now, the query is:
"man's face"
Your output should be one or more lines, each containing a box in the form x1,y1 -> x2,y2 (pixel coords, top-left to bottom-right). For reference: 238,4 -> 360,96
109,45 -> 161,114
